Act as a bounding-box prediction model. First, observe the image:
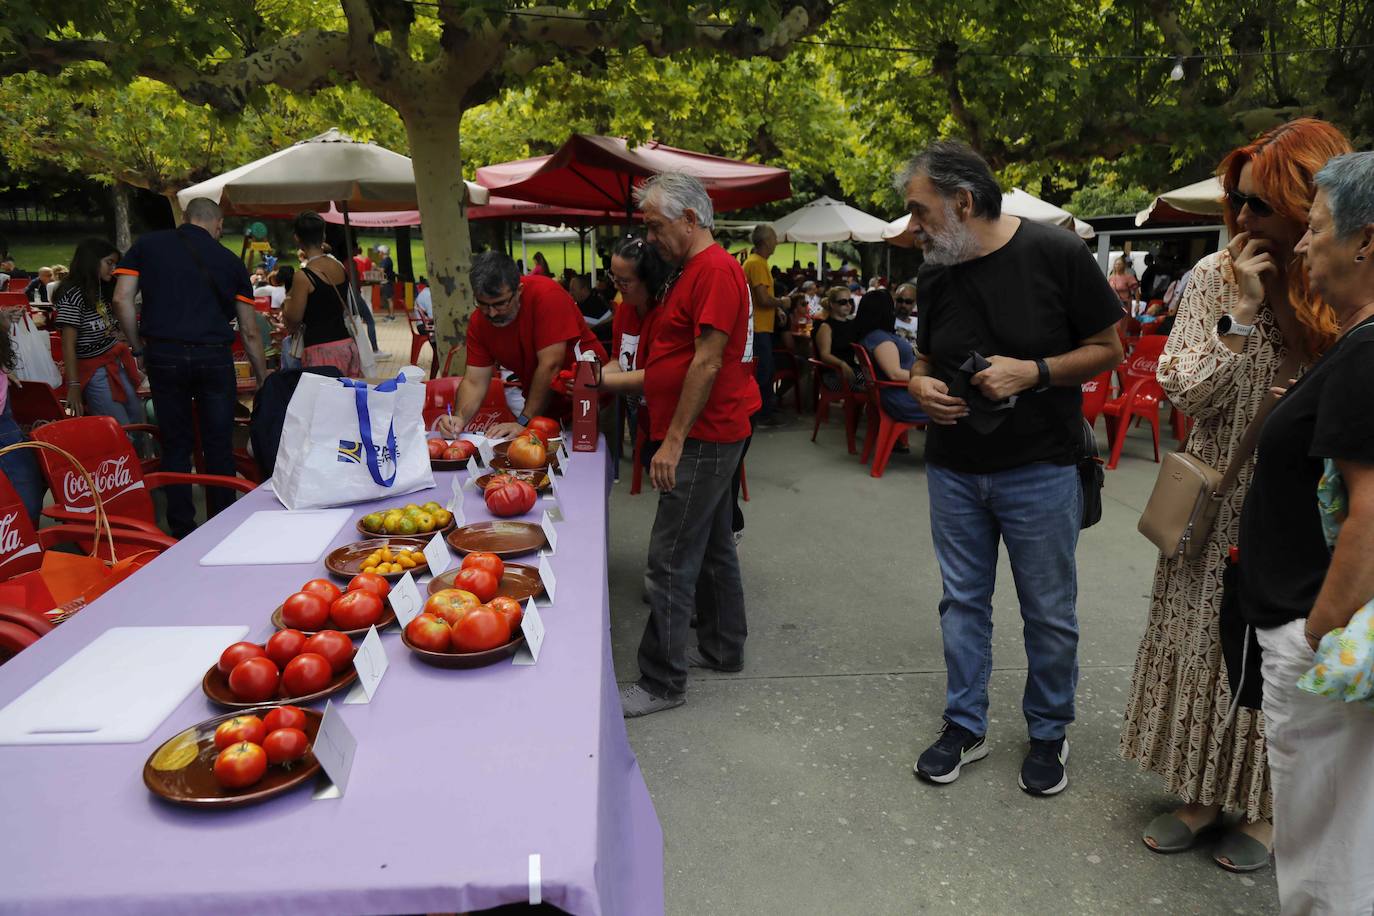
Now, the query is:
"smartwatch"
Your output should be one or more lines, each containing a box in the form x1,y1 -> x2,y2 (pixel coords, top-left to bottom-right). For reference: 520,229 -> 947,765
516,413 -> 530,426
1217,315 -> 1255,338
1034,358 -> 1051,391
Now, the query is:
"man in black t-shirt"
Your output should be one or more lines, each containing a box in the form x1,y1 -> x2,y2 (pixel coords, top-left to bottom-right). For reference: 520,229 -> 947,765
903,142 -> 1124,796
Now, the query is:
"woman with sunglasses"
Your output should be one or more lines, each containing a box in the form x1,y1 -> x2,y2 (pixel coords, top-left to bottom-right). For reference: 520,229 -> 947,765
813,286 -> 865,392
1120,118 -> 1351,873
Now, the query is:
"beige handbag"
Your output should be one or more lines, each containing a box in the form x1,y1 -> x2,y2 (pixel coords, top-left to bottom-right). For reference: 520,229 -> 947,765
1138,350 -> 1299,560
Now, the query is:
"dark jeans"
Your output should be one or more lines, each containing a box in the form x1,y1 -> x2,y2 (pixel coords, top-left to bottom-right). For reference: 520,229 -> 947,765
0,401 -> 44,524
638,438 -> 749,699
145,340 -> 238,538
730,434 -> 751,534
359,298 -> 379,350
752,331 -> 774,419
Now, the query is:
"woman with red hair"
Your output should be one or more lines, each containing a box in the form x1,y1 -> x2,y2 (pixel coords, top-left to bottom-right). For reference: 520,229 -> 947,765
1120,118 -> 1351,873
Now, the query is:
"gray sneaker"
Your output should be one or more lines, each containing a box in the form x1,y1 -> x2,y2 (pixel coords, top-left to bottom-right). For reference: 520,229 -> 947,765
620,683 -> 684,718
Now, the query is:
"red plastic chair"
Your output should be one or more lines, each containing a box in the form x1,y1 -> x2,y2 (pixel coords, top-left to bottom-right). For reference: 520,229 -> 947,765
1080,370 -> 1113,430
0,291 -> 26,307
7,381 -> 68,432
252,296 -> 273,314
30,416 -> 255,538
851,344 -> 927,478
771,349 -> 803,413
809,358 -> 863,454
6,278 -> 29,292
407,310 -> 434,367
1101,335 -> 1168,470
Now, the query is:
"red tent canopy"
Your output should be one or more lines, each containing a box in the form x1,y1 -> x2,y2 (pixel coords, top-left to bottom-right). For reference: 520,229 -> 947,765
474,135 -> 791,215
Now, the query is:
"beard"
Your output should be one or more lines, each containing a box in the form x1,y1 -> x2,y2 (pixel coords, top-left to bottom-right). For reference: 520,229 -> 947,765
915,199 -> 979,267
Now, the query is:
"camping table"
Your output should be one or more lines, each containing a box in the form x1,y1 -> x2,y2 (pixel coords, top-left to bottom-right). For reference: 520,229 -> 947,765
0,442 -> 664,915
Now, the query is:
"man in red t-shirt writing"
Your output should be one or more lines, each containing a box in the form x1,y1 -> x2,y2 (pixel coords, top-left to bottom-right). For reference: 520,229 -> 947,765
436,251 -> 606,440
601,173 -> 760,718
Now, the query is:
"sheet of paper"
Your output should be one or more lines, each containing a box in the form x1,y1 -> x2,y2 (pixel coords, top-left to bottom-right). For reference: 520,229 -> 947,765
512,598 -> 545,666
311,700 -> 357,798
388,572 -> 424,629
423,531 -> 452,578
538,551 -> 557,605
477,438 -> 496,468
540,509 -> 559,556
343,625 -> 388,704
446,475 -> 464,515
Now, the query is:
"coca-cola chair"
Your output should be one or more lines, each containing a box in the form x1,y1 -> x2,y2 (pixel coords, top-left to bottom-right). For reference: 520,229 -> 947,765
421,377 -> 514,432
1101,334 -> 1168,470
408,310 -> 435,368
851,344 -> 928,478
809,358 -> 863,454
1081,369 -> 1114,429
7,380 -> 67,432
30,416 -> 255,539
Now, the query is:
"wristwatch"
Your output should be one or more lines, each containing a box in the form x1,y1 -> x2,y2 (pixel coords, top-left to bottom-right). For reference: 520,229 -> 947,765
516,413 -> 530,426
1033,358 -> 1051,392
1217,314 -> 1255,338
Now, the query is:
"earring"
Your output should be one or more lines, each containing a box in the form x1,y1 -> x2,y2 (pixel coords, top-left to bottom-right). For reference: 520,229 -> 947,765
1358,256 -> 1367,263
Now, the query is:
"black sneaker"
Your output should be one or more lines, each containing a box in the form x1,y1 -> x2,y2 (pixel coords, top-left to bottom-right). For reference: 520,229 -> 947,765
1019,736 -> 1069,796
914,722 -> 988,784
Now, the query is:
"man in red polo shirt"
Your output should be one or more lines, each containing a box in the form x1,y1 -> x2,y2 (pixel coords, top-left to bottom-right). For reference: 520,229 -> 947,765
436,251 -> 605,440
609,172 -> 759,718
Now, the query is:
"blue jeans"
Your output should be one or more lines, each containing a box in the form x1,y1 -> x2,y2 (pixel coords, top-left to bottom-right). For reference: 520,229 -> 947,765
927,461 -> 1082,741
0,401 -> 44,524
752,331 -> 774,419
83,363 -> 144,426
359,296 -> 378,350
144,340 -> 238,538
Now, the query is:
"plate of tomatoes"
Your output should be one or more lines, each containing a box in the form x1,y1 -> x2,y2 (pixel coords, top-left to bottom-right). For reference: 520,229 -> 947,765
401,590 -> 527,669
429,437 -> 477,471
271,575 -> 396,639
426,551 -> 544,603
356,501 -> 456,538
491,430 -> 560,473
325,537 -> 430,579
143,705 -> 322,808
203,630 -> 358,709
446,520 -> 547,558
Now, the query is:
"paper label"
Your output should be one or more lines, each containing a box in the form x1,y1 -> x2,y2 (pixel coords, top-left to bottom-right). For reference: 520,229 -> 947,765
538,551 -> 557,605
446,475 -> 464,515
423,532 -> 452,578
344,625 -> 388,704
477,439 -> 496,468
540,509 -> 559,555
311,700 -> 357,797
544,467 -> 561,503
513,598 -> 545,666
389,572 -> 424,628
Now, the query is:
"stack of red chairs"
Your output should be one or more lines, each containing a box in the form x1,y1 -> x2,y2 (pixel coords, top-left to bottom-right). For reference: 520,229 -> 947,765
1101,334 -> 1168,469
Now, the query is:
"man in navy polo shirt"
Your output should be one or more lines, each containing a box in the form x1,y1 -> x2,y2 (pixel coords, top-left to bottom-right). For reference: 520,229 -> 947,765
112,197 -> 267,537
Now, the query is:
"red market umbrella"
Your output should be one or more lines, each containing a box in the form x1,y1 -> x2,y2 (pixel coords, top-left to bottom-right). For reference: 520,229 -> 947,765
474,134 -> 791,217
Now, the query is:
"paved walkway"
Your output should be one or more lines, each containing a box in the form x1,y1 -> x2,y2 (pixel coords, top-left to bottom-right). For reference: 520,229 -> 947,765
607,409 -> 1279,915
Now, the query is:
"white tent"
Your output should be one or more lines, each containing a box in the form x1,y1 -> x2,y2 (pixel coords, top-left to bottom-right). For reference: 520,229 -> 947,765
883,187 -> 1094,247
1135,177 -> 1224,226
770,196 -> 890,279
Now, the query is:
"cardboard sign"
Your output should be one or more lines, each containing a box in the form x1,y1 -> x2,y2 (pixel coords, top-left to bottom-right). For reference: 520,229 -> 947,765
512,598 -> 545,666
540,509 -> 559,555
537,551 -> 557,605
343,625 -> 389,704
423,532 -> 452,578
311,700 -> 357,798
389,572 -> 424,628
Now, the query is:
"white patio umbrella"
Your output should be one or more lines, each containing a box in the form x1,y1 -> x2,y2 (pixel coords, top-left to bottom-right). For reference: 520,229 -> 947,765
883,187 -> 1095,248
1135,176 -> 1224,226
770,196 -> 891,280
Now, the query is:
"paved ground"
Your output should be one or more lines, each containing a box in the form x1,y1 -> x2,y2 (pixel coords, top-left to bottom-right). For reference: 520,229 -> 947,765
605,405 -> 1279,916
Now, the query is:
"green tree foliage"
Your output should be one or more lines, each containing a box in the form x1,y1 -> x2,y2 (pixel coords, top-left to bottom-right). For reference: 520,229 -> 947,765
1064,184 -> 1157,218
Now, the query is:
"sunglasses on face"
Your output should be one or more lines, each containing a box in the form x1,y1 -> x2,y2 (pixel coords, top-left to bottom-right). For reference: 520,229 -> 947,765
1227,190 -> 1274,218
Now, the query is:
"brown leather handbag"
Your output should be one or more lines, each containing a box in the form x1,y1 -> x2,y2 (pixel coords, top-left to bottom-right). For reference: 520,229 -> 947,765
1138,351 -> 1298,560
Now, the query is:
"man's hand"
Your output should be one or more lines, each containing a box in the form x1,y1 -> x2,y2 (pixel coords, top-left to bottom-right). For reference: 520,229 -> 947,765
909,376 -> 968,425
434,414 -> 464,438
650,436 -> 684,492
971,355 -> 1038,401
485,421 -> 527,441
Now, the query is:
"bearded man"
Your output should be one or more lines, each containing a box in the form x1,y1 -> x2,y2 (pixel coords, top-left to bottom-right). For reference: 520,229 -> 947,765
902,142 -> 1124,796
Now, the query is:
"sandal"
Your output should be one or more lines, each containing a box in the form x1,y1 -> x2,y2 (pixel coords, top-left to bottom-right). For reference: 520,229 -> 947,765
1142,811 -> 1222,853
1213,830 -> 1272,873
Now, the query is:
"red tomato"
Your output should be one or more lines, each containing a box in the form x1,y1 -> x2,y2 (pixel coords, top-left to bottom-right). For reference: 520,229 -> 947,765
442,445 -> 467,461
488,595 -> 524,631
262,705 -> 307,734
405,612 -> 452,652
461,551 -> 505,580
217,641 -> 265,676
450,605 -> 511,653
281,591 -> 330,630
264,629 -> 308,668
526,416 -> 561,441
300,578 -> 343,604
213,715 -> 266,750
262,727 -> 310,765
348,572 -> 391,599
484,477 -> 537,517
302,631 -> 354,673
330,589 -> 384,630
213,741 -> 267,789
448,440 -> 477,460
423,588 -> 480,626
505,431 -> 547,469
454,567 -> 499,602
427,438 -> 449,459
227,656 -> 279,702
281,653 -> 334,696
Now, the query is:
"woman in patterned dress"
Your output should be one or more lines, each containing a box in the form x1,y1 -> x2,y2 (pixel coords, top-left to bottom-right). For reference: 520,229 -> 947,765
1120,118 -> 1351,872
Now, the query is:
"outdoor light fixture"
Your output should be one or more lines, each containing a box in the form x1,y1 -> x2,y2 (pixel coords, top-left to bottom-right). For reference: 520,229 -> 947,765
1169,57 -> 1185,81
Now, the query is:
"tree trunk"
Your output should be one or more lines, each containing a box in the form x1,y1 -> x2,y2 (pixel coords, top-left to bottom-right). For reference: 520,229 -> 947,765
402,108 -> 475,377
112,182 -> 132,251
164,192 -> 184,225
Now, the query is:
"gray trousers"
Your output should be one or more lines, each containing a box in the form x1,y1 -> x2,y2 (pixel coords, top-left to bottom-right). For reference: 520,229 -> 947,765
637,438 -> 749,699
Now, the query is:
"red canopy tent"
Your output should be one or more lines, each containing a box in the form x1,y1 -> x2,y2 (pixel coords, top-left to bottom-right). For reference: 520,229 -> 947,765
474,134 -> 791,217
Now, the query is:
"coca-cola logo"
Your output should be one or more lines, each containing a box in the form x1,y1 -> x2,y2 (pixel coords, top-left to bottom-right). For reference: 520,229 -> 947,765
1130,357 -> 1159,376
60,456 -> 140,508
0,510 -> 24,555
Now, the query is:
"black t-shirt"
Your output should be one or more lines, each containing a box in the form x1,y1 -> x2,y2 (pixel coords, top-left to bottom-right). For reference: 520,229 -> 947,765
1238,317 -> 1374,629
916,218 -> 1124,473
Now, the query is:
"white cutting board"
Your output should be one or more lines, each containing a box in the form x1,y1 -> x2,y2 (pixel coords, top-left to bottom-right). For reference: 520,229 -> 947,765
199,508 -> 352,566
0,626 -> 248,745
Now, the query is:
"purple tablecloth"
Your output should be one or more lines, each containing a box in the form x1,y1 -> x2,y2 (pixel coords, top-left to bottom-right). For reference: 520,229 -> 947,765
0,443 -> 663,915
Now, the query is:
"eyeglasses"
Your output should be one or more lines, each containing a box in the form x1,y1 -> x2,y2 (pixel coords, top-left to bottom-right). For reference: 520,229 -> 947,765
1226,190 -> 1274,218
474,289 -> 517,314
895,297 -> 916,305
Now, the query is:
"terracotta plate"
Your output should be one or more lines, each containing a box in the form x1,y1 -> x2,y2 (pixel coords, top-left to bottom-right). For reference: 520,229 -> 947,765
325,537 -> 431,580
445,521 -> 547,559
489,455 -> 560,475
401,627 -> 526,669
355,518 -> 457,539
271,603 -> 396,639
427,562 -> 545,601
143,707 -> 323,809
430,456 -> 470,472
201,662 -> 358,710
473,470 -> 551,493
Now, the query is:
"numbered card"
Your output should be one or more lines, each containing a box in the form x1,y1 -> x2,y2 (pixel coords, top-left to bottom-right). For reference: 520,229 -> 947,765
557,437 -> 570,459
311,700 -> 358,798
477,438 -> 496,469
543,465 -> 561,505
512,598 -> 545,666
389,572 -> 424,628
551,453 -> 566,477
540,509 -> 559,555
423,531 -> 452,577
344,625 -> 389,704
538,551 -> 557,605
446,475 -> 464,515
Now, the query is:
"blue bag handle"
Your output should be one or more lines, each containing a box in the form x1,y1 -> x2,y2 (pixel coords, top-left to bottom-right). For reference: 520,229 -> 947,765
339,374 -> 405,487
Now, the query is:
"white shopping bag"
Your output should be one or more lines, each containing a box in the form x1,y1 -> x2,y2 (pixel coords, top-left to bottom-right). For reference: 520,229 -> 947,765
9,311 -> 61,387
346,286 -> 377,376
271,372 -> 433,510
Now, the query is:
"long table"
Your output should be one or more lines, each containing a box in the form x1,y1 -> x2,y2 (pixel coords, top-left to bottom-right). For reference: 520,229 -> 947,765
0,443 -> 663,915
